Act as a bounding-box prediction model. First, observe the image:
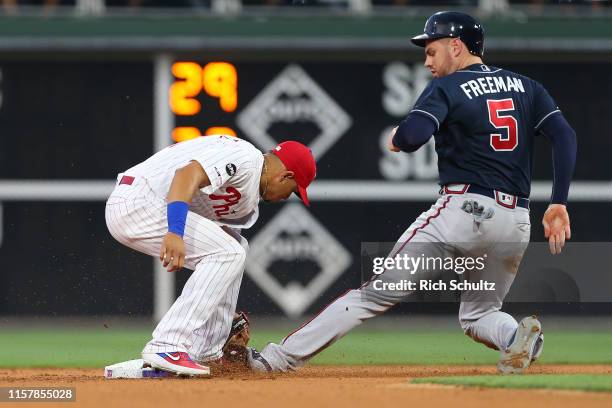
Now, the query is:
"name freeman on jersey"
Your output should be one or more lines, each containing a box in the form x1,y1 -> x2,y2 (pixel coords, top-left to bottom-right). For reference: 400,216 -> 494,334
460,76 -> 525,100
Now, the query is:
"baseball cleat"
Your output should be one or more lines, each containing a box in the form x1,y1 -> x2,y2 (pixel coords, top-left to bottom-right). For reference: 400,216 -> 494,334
497,316 -> 543,375
531,332 -> 544,362
142,352 -> 211,376
247,347 -> 273,373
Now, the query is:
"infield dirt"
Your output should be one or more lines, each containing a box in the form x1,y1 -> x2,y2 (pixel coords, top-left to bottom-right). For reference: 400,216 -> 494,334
2,365 -> 612,408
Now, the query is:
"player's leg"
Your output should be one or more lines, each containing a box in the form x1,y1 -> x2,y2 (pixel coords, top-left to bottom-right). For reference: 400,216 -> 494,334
190,230 -> 248,363
142,213 -> 247,358
458,204 -> 532,352
106,184 -> 248,362
257,288 -> 393,372
105,181 -> 167,258
458,254 -> 522,351
256,196 -> 455,372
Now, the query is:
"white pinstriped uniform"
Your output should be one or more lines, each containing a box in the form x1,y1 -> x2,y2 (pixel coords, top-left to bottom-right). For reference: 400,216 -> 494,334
105,135 -> 263,362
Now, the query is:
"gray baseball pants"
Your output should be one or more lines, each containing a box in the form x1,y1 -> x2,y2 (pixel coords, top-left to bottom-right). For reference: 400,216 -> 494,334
259,186 -> 531,371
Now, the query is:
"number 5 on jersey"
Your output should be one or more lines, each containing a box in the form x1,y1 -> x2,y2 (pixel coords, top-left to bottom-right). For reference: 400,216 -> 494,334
487,98 -> 518,151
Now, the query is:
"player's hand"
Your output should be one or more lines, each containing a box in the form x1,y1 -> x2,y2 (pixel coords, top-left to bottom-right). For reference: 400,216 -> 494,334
387,126 -> 401,152
160,232 -> 186,272
542,204 -> 571,255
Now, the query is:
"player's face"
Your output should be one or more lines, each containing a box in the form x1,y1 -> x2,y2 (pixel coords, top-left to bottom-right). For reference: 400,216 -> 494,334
424,39 -> 457,78
263,171 -> 298,203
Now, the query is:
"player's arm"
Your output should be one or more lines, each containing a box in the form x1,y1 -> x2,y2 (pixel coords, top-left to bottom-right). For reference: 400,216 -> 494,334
387,112 -> 436,152
389,79 -> 446,152
161,161 -> 212,272
538,113 -> 577,255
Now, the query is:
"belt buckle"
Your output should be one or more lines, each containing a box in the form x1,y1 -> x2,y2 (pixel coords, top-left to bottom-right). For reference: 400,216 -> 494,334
495,190 -> 517,209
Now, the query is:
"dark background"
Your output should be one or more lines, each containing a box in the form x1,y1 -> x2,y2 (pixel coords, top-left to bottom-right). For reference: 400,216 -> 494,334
0,57 -> 608,317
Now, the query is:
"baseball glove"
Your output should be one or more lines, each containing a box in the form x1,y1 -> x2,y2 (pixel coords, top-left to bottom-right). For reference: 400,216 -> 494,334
222,311 -> 251,362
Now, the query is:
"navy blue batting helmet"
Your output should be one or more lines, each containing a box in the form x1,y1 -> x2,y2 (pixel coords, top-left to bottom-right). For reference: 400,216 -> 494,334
411,11 -> 485,57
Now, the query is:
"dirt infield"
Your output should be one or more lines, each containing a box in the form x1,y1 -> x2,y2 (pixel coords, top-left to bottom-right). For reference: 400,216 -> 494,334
1,365 -> 612,408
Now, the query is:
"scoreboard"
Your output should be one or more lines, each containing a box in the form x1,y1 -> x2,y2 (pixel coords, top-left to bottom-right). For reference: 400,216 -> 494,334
170,61 -> 239,141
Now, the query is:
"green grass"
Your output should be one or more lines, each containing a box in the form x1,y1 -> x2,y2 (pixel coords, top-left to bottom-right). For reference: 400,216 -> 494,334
0,329 -> 611,368
302,331 -> 612,366
413,374 -> 612,392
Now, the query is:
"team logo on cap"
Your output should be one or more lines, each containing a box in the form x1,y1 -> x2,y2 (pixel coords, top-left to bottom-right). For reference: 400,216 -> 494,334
225,163 -> 237,176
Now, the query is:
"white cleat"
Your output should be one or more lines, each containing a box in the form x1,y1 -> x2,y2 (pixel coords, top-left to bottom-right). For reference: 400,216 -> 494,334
142,352 -> 211,376
247,347 -> 273,373
532,332 -> 544,362
497,316 -> 543,375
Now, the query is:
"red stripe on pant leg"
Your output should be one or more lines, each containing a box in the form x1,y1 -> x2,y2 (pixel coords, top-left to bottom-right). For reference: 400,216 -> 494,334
283,196 -> 453,343
360,195 -> 453,289
281,289 -> 352,345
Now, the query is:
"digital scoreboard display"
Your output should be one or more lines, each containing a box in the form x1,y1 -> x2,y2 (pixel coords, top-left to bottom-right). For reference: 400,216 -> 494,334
168,60 -> 612,182
170,61 -> 239,141
169,60 -> 439,182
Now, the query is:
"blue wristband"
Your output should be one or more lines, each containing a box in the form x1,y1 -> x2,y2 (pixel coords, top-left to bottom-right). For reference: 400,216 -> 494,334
167,201 -> 189,237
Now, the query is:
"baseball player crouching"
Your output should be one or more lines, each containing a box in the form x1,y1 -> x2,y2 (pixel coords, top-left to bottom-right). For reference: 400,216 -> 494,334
105,135 -> 315,376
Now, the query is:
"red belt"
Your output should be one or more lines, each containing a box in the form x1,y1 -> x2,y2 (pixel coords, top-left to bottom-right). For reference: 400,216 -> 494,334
119,175 -> 135,186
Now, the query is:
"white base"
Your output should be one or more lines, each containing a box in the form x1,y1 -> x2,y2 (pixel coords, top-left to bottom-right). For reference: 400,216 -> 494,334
104,359 -> 173,379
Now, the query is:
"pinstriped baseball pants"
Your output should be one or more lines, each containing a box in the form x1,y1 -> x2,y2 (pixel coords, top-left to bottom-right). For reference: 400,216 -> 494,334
105,175 -> 247,362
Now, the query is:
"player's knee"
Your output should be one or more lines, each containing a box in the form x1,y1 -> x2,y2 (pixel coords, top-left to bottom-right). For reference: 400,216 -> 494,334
220,226 -> 249,256
359,285 -> 400,308
458,308 -> 483,333
238,236 -> 249,253
459,318 -> 481,341
459,317 -> 476,337
460,320 -> 499,350
227,243 -> 247,266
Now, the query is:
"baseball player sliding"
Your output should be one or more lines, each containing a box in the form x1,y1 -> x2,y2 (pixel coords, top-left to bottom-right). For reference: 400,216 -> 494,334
247,12 -> 577,375
105,135 -> 316,376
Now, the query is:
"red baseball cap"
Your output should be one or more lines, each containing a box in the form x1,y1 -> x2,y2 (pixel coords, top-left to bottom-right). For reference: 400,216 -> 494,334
271,141 -> 316,206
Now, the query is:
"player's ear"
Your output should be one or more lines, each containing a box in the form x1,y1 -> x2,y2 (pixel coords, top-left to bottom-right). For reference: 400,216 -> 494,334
451,38 -> 463,57
281,170 -> 295,181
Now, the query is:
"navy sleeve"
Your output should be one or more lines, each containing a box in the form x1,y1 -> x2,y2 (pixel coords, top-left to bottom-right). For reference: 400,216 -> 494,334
538,113 -> 577,205
392,112 -> 436,153
410,79 -> 450,131
533,81 -> 561,130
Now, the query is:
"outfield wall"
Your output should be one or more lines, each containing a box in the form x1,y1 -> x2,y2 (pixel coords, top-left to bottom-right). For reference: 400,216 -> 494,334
0,15 -> 610,318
